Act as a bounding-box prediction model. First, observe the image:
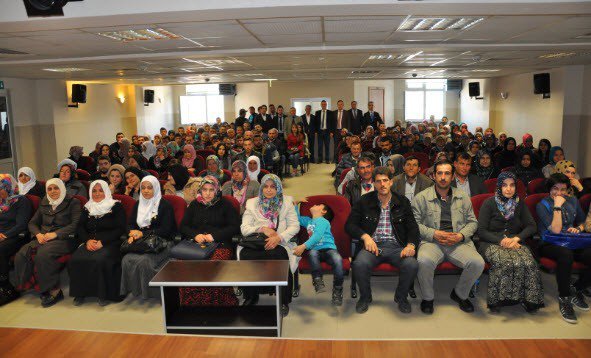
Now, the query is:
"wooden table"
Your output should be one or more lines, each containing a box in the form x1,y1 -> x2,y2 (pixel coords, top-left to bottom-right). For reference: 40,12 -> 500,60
150,260 -> 289,337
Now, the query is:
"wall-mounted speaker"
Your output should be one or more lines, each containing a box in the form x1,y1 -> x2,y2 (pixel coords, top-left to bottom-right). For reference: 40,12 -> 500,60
219,83 -> 236,95
144,89 -> 155,103
468,82 -> 480,97
71,84 -> 86,103
533,73 -> 550,95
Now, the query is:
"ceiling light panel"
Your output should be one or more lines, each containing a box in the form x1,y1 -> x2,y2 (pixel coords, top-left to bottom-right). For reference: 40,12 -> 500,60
43,67 -> 90,72
97,28 -> 181,42
398,17 -> 485,32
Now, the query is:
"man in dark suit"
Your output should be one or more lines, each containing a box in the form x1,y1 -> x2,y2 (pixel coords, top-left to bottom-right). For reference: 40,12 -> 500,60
333,99 -> 351,163
451,152 -> 487,197
391,155 -> 434,202
255,105 -> 273,133
362,101 -> 383,130
348,100 -> 363,135
301,105 -> 316,162
234,108 -> 247,130
314,100 -> 334,164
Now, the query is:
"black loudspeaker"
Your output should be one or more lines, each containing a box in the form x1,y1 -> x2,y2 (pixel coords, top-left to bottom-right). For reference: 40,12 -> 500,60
446,79 -> 463,91
219,84 -> 236,95
534,73 -> 550,94
144,89 -> 155,103
468,82 -> 480,97
72,84 -> 86,103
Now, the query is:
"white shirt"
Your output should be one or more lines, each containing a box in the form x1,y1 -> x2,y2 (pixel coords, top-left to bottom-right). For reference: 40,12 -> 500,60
455,177 -> 471,197
337,110 -> 343,129
321,110 -> 327,130
404,177 -> 417,202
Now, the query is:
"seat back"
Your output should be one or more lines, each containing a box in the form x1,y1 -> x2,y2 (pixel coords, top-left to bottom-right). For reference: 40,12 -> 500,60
76,169 -> 90,181
112,194 -> 137,223
484,178 -> 497,194
196,149 -> 215,159
72,195 -> 88,207
222,195 -> 241,215
194,155 -> 205,173
298,195 -> 352,258
527,177 -> 546,195
146,169 -> 159,178
222,169 -> 232,179
516,179 -> 527,200
470,193 -> 494,219
79,180 -> 90,192
25,194 -> 41,213
162,195 -> 187,228
403,152 -> 430,169
501,166 -> 514,173
339,167 -> 352,186
580,193 -> 591,215
260,168 -> 271,176
524,193 -> 548,222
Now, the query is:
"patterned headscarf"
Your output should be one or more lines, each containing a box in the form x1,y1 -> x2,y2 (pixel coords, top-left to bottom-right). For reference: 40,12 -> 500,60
0,174 -> 22,213
231,160 -> 250,205
205,154 -> 224,178
258,174 -> 283,228
152,145 -> 168,169
495,171 -> 519,220
167,141 -> 181,157
181,144 -> 197,168
196,175 -> 221,207
474,150 -> 494,179
554,160 -> 575,175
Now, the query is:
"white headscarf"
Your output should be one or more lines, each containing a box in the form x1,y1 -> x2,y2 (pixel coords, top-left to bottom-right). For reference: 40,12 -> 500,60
136,175 -> 162,228
45,178 -> 67,210
17,167 -> 37,195
247,155 -> 261,182
85,180 -> 118,217
141,141 -> 157,160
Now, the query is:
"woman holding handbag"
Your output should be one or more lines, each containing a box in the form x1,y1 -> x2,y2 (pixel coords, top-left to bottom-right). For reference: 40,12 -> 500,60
120,176 -> 176,301
170,176 -> 241,306
239,174 -> 300,316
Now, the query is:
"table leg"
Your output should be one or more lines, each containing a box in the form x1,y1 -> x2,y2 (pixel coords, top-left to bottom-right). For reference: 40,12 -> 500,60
159,286 -> 167,333
275,285 -> 282,337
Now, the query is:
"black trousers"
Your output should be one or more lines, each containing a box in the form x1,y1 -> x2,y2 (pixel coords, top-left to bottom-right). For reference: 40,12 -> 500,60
0,237 -> 26,281
239,246 -> 293,305
539,244 -> 591,297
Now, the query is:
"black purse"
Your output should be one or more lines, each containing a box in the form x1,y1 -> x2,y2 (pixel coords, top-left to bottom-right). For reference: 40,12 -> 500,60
121,232 -> 169,254
239,215 -> 280,250
170,240 -> 219,260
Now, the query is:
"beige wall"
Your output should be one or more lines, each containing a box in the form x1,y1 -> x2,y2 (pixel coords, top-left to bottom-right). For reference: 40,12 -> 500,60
490,68 -> 565,146
136,85 -> 174,137
268,80 -> 354,112
460,78 -> 490,130
574,65 -> 591,176
234,82 -> 269,121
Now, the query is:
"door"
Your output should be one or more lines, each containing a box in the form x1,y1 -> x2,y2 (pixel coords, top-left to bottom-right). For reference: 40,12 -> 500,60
368,87 -> 385,122
0,91 -> 17,176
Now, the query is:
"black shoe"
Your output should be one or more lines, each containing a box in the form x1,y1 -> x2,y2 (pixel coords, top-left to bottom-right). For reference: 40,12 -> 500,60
356,299 -> 370,314
98,299 -> 110,307
489,305 -> 501,313
395,297 -> 412,313
281,304 -> 289,317
242,295 -> 259,306
325,160 -> 330,164
582,288 -> 591,298
41,290 -> 64,308
73,296 -> 85,306
521,302 -> 539,314
332,286 -> 343,306
408,287 -> 417,299
420,300 -> 434,315
571,287 -> 590,311
558,296 -> 577,324
312,277 -> 326,293
450,289 -> 474,313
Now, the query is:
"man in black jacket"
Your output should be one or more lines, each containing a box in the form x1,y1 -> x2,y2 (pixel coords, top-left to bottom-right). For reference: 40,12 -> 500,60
345,166 -> 419,314
234,109 -> 247,130
313,100 -> 334,164
362,101 -> 383,130
348,101 -> 364,135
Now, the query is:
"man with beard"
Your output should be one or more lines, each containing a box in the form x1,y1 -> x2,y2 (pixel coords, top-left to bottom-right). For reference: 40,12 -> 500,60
375,136 -> 395,167
90,155 -> 111,181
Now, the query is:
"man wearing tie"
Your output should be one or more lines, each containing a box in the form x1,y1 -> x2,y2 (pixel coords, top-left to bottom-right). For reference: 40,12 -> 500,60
302,105 -> 316,162
314,100 -> 333,164
333,99 -> 351,163
255,104 -> 271,132
362,101 -> 383,130
283,107 -> 301,139
348,101 -> 363,135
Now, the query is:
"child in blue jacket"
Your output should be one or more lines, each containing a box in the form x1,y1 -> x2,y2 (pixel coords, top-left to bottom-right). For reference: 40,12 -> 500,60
293,202 -> 344,306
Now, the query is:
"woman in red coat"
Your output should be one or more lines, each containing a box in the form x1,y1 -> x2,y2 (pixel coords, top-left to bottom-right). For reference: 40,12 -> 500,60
286,123 -> 304,177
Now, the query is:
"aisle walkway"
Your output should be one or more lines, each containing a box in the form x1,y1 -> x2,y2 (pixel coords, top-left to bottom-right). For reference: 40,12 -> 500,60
281,163 -> 336,202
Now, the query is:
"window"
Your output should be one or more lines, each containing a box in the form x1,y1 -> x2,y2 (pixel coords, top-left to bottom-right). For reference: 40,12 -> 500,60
180,84 -> 225,125
404,79 -> 446,121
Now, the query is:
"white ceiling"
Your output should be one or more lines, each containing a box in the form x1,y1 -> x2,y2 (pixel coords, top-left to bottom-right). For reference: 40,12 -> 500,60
0,1 -> 590,84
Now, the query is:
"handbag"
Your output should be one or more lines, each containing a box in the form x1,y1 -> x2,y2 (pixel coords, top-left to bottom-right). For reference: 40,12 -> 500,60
170,240 -> 219,260
239,215 -> 280,250
120,232 -> 169,254
542,231 -> 591,250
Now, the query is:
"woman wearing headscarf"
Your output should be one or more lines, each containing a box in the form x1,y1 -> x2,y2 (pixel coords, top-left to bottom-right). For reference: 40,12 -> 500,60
477,172 -> 543,313
471,150 -> 499,180
68,180 -> 126,306
167,141 -> 181,159
514,150 -> 543,186
221,160 -> 260,215
148,145 -> 171,173
124,167 -> 145,200
13,179 -> 81,307
498,132 -> 508,148
542,146 -> 566,178
17,167 -> 45,197
170,176 -> 240,306
120,176 -> 176,301
239,174 -> 300,316
246,155 -> 265,183
483,134 -> 502,157
554,160 -> 590,198
495,137 -> 518,170
429,135 -> 447,163
386,154 -> 405,177
163,164 -> 190,199
69,145 -> 95,173
56,159 -> 88,199
0,175 -> 32,306
107,164 -> 126,195
181,144 -> 204,173
201,155 -> 229,185
89,142 -> 103,164
128,154 -> 148,171
516,133 -> 535,155
141,141 -> 157,162
534,139 -> 552,167
118,138 -> 132,168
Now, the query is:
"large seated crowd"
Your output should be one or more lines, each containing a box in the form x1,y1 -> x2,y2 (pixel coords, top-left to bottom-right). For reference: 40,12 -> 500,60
0,99 -> 590,326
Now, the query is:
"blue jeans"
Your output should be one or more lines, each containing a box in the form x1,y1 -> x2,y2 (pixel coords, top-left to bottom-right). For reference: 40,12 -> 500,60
289,154 -> 300,169
308,249 -> 344,287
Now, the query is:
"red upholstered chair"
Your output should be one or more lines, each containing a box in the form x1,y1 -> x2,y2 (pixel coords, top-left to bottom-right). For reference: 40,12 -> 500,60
527,178 -> 547,195
197,169 -> 207,177
403,152 -> 430,169
72,195 -> 88,207
196,149 -> 215,159
524,193 -> 548,222
79,180 -> 90,192
516,179 -> 527,200
260,169 -> 270,176
25,194 -> 41,213
146,169 -> 159,178
338,167 -> 352,187
112,194 -> 137,224
163,195 -> 187,228
420,167 -> 429,175
222,195 -> 241,215
484,178 -> 497,194
194,155 -> 205,173
159,180 -> 168,193
501,166 -> 514,173
76,169 -> 90,181
159,171 -> 169,180
471,193 -> 494,219
38,180 -> 46,189
579,194 -> 591,215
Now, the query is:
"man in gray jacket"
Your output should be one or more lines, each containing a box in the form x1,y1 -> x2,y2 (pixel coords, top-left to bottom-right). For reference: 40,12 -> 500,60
391,155 -> 434,202
412,160 -> 484,315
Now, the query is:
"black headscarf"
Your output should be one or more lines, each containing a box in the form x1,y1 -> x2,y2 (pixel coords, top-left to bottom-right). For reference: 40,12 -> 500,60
514,149 -> 543,184
167,164 -> 190,191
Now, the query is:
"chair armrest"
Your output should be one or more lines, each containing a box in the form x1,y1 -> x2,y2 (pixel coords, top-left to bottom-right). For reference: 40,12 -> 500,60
232,235 -> 241,244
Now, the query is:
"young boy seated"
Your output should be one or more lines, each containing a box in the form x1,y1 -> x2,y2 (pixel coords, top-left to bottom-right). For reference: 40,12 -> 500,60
293,202 -> 344,306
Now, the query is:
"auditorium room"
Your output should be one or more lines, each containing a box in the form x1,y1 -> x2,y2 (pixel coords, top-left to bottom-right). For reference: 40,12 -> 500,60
0,0 -> 590,356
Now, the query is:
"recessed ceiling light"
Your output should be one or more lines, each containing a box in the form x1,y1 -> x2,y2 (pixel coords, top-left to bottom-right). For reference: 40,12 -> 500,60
232,73 -> 264,77
253,78 -> 278,81
43,67 -> 89,72
398,17 -> 484,32
471,69 -> 500,72
402,51 -> 424,63
538,52 -> 576,59
97,28 -> 180,42
368,54 -> 398,60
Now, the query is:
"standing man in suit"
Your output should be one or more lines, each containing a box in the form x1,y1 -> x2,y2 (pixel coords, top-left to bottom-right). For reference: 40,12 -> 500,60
234,109 -> 247,130
333,99 -> 351,163
256,105 -> 272,133
302,105 -> 316,162
314,100 -> 333,164
348,101 -> 363,135
283,107 -> 302,139
362,101 -> 383,130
